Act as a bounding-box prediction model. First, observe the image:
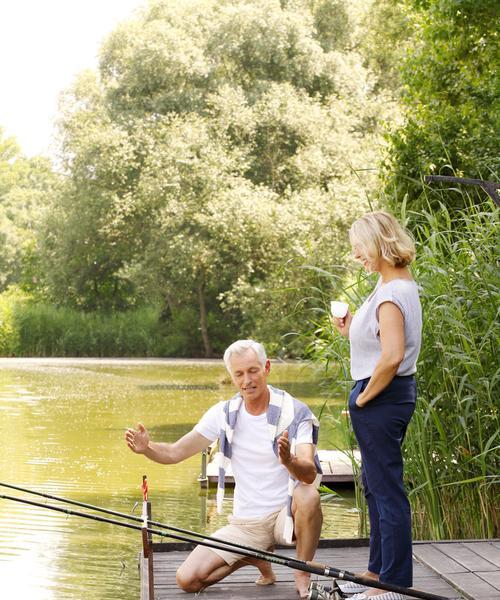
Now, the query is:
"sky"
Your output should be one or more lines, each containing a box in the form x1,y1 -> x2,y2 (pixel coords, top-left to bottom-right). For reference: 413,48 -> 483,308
0,0 -> 147,158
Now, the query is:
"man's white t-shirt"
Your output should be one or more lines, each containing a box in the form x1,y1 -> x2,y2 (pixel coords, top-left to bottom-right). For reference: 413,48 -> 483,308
194,400 -> 313,519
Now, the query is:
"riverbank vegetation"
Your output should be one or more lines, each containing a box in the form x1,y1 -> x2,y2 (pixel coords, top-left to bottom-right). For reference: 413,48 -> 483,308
0,0 -> 498,538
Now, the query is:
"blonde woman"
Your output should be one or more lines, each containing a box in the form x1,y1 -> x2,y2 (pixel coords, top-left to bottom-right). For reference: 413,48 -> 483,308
333,211 -> 422,600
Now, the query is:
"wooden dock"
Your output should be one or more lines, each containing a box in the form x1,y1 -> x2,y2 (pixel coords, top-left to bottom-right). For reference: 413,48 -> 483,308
200,449 -> 361,487
139,538 -> 500,599
412,540 -> 500,600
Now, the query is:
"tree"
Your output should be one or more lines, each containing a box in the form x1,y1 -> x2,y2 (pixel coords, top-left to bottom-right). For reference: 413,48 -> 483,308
384,0 -> 500,209
0,129 -> 59,292
44,0 -> 390,355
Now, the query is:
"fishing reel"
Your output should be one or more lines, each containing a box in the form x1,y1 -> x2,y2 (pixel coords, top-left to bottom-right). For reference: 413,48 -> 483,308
308,581 -> 345,600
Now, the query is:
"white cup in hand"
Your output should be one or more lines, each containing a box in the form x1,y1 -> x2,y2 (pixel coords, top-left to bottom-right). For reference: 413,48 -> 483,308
331,301 -> 349,318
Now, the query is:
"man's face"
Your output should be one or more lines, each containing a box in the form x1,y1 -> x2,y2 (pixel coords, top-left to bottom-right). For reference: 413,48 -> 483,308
228,349 -> 270,402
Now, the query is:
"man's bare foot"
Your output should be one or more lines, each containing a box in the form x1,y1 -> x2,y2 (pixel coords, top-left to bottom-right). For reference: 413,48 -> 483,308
295,571 -> 310,598
255,573 -> 276,585
254,560 -> 276,585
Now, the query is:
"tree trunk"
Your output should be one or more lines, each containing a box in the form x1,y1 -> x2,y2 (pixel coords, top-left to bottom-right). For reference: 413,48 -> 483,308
197,278 -> 213,358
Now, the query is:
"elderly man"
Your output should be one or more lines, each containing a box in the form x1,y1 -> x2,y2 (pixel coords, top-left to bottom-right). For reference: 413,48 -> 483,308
125,339 -> 323,598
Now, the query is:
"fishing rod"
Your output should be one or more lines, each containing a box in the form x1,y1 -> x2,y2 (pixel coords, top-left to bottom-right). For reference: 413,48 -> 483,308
0,491 -> 454,600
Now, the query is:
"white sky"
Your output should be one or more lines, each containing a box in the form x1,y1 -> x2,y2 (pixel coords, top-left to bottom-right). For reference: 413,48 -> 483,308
0,0 -> 147,157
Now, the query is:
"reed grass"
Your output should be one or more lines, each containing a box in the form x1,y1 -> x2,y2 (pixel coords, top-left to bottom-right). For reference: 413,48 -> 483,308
306,196 -> 499,539
405,198 -> 499,539
0,295 -> 168,357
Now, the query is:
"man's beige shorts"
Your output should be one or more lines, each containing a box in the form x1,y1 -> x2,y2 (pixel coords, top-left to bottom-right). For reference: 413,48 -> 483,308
208,506 -> 294,566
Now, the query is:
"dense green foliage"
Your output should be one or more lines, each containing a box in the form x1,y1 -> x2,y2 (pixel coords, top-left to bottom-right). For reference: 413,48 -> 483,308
384,0 -> 499,208
0,131 -> 60,292
0,291 -> 168,357
35,0 -> 391,356
2,0 -> 497,357
306,196 -> 499,539
406,200 -> 499,538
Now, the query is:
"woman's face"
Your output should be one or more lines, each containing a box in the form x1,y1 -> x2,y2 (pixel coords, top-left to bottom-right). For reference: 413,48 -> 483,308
351,243 -> 381,273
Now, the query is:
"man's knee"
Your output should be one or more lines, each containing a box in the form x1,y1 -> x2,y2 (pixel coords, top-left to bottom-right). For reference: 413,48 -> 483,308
293,484 -> 322,515
176,565 -> 203,593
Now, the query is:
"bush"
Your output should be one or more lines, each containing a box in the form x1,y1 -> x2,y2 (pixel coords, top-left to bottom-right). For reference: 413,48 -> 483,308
384,0 -> 499,208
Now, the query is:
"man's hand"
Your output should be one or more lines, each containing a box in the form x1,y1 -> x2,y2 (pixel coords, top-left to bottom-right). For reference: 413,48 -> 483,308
125,423 -> 150,454
124,427 -> 211,465
279,433 -> 317,485
278,430 -> 292,466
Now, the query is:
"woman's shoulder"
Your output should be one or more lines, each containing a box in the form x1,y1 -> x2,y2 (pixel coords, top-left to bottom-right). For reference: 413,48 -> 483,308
376,278 -> 420,304
380,277 -> 417,290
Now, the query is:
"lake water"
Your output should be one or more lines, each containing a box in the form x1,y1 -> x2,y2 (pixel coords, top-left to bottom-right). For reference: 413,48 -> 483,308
0,358 -> 360,600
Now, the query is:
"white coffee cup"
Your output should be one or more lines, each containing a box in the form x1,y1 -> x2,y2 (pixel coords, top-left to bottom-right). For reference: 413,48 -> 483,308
330,300 -> 349,318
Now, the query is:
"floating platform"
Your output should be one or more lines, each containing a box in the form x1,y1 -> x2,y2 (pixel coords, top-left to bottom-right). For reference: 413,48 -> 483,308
199,449 -> 361,488
139,538 -> 500,599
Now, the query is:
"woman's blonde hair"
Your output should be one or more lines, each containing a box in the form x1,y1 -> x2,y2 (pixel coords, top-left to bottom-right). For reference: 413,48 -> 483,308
349,211 -> 416,267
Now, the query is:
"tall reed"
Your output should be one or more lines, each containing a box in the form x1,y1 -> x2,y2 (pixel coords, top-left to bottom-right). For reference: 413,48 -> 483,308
304,267 -> 373,536
0,297 -> 167,357
405,199 -> 499,539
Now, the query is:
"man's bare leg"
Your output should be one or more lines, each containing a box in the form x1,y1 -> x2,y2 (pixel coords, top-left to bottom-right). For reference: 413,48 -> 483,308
252,545 -> 275,584
176,544 -> 275,592
292,484 -> 323,598
176,545 -> 237,592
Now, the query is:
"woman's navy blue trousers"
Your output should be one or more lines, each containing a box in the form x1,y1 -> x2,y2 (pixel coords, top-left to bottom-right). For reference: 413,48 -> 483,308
349,375 -> 416,587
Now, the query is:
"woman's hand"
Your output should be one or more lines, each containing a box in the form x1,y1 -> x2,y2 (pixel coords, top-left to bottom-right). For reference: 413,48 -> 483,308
355,394 -> 367,408
332,310 -> 352,338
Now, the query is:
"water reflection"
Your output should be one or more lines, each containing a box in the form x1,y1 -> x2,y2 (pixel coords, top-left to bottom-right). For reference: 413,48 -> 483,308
0,359 -> 359,600
145,423 -> 197,442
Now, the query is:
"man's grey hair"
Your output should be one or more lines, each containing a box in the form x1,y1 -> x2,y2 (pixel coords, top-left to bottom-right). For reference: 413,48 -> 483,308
223,339 -> 267,372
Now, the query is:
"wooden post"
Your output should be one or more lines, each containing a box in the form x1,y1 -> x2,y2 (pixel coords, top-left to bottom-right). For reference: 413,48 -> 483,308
141,476 -> 154,600
146,501 -> 154,600
198,449 -> 208,488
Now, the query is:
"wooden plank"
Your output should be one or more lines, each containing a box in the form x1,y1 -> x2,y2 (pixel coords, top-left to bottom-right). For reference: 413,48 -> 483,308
436,543 -> 498,572
140,557 -> 149,600
443,572 -> 500,600
475,571 -> 500,590
152,558 -> 435,579
412,544 -> 467,574
463,542 -> 500,568
411,576 -> 463,595
412,541 -> 500,600
152,537 -> 370,552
